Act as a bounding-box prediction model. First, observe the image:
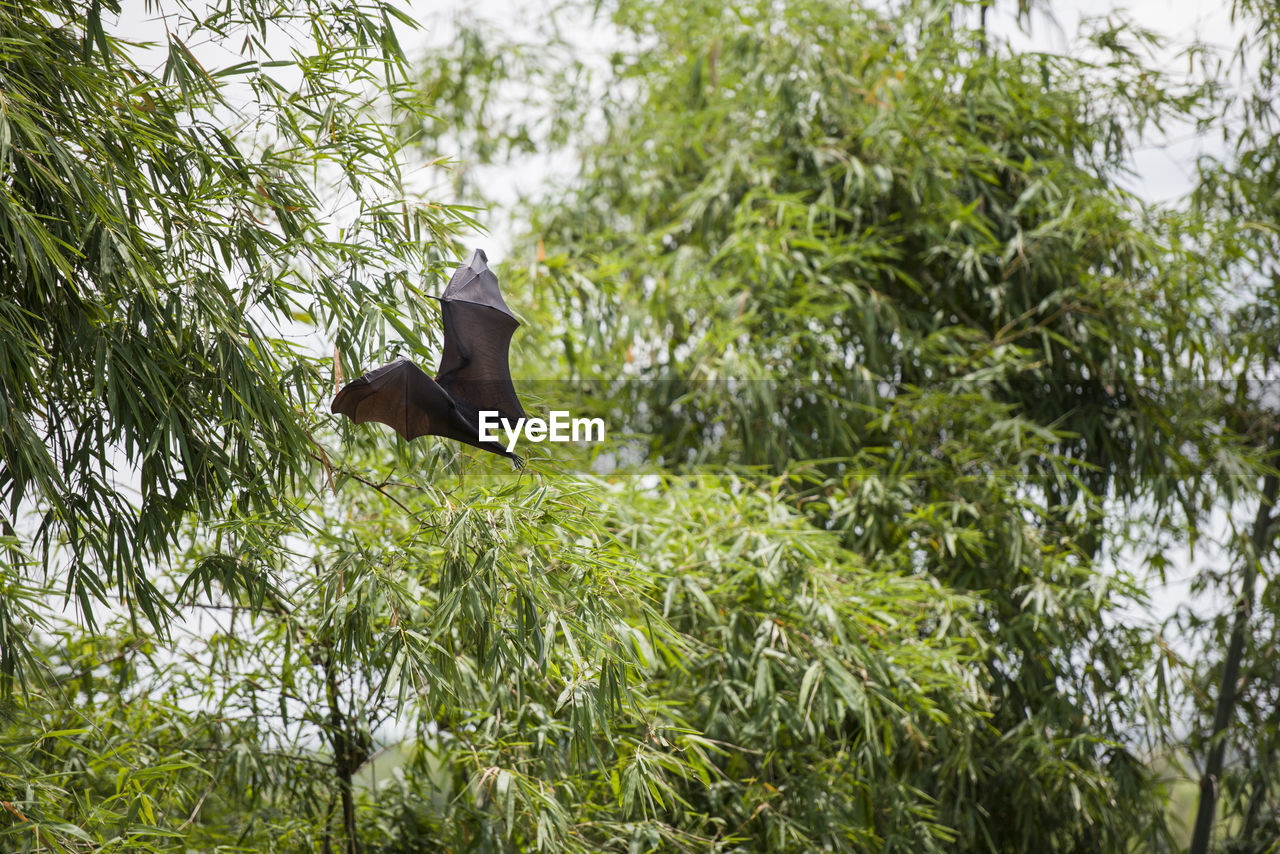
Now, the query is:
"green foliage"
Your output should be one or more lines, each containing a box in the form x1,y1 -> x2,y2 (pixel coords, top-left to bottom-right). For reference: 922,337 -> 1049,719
0,0 -> 463,661
398,0 -> 1233,848
5,471 -> 984,852
558,0 -> 1207,492
1181,0 -> 1280,847
5,0 -> 1279,851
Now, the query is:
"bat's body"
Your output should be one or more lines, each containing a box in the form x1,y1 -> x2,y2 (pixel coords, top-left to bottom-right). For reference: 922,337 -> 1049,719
331,249 -> 526,463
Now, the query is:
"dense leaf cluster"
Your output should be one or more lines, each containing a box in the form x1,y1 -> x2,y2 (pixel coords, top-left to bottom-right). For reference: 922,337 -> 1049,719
5,0 -> 1280,852
0,0 -> 458,644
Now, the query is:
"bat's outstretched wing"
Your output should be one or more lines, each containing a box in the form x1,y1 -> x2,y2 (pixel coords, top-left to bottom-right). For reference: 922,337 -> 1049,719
434,249 -> 527,423
331,356 -> 518,461
331,357 -> 457,441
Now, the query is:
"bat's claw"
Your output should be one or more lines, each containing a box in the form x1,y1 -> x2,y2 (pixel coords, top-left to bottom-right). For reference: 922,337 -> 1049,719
510,454 -> 525,471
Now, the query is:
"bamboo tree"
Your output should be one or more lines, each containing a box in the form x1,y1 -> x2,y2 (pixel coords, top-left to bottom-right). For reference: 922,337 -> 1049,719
1182,0 -> 1280,843
404,0 -> 1224,846
1191,442 -> 1279,853
9,0 -> 1279,850
0,0 -> 464,688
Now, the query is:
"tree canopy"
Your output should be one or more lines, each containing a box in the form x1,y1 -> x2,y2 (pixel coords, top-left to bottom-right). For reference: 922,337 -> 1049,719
3,0 -> 1280,851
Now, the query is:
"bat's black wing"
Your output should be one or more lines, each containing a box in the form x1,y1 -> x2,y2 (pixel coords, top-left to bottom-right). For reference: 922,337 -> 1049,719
331,356 -> 518,460
331,357 -> 458,441
434,249 -> 527,423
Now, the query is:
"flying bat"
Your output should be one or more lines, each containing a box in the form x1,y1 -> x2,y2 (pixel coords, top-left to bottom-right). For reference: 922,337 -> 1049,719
331,249 -> 526,464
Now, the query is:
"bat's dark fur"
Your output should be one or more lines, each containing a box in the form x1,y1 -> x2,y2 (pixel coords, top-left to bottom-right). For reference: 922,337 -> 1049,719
331,249 -> 526,463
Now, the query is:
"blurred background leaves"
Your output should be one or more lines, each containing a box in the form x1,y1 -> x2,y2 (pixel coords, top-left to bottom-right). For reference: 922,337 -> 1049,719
4,0 -> 1280,851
